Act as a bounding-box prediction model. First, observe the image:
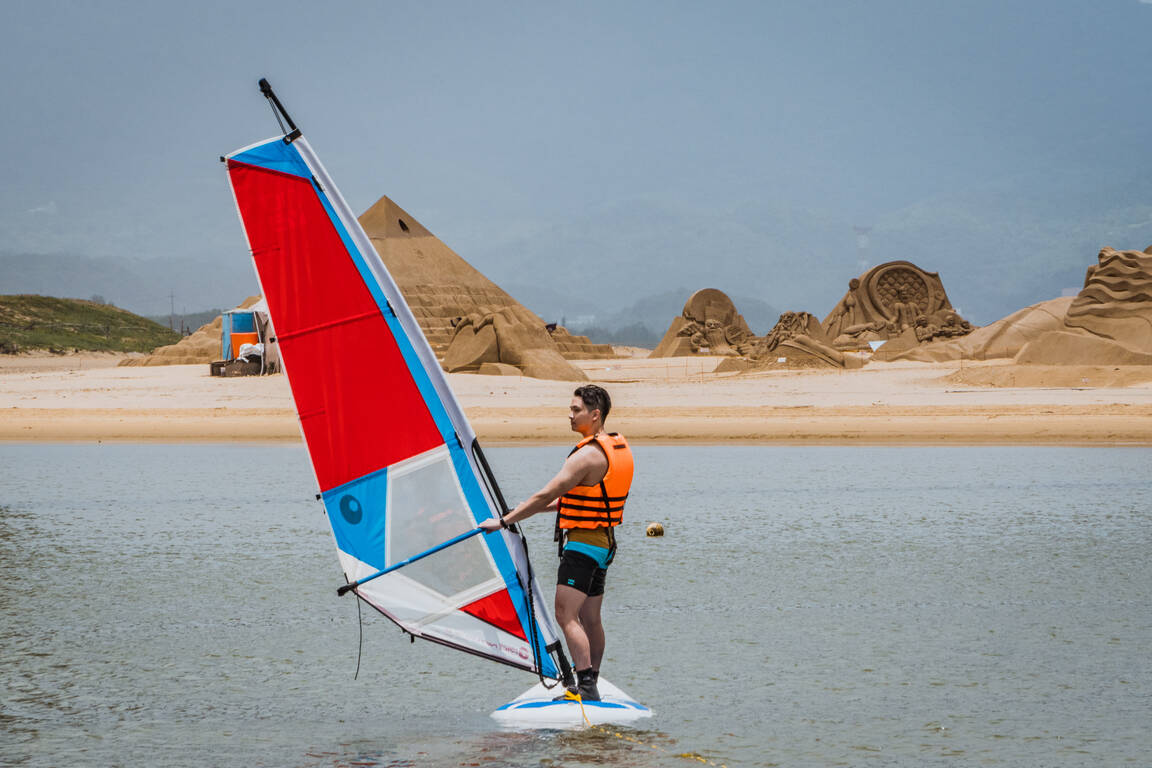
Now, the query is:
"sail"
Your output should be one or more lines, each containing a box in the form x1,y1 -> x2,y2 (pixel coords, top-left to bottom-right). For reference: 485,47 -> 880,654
224,129 -> 561,679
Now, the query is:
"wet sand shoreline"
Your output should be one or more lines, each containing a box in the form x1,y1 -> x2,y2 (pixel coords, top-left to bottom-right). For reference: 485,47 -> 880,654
2,354 -> 1151,444
3,405 -> 1150,444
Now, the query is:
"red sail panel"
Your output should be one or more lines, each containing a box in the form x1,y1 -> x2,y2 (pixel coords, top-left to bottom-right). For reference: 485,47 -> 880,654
460,589 -> 528,641
228,161 -> 443,490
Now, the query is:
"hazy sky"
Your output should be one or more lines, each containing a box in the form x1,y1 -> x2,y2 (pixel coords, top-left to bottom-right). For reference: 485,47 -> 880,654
2,0 -> 1150,318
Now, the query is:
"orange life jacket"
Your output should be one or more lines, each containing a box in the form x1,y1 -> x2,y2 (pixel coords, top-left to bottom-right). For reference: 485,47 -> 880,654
556,432 -> 634,530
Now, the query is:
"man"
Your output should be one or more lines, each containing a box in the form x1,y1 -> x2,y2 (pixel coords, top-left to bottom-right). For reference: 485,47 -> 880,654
479,384 -> 633,701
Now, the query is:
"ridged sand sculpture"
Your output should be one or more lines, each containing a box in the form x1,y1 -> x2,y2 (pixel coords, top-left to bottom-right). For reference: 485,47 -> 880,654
888,246 -> 1152,365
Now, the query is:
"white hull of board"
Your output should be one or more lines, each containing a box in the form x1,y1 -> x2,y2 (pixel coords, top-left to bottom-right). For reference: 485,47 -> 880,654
491,677 -> 652,729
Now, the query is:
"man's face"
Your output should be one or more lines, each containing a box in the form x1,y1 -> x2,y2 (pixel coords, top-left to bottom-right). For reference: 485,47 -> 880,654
569,396 -> 598,435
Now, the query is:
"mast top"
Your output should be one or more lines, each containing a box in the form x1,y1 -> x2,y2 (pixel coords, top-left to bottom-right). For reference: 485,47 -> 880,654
258,78 -> 301,143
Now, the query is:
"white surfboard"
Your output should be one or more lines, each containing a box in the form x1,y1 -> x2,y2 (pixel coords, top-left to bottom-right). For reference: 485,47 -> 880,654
491,677 -> 652,728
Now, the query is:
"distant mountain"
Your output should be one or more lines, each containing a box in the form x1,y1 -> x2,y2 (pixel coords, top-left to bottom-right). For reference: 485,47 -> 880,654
507,287 -> 779,347
469,196 -> 1152,329
5,133 -> 1150,331
582,288 -> 779,334
865,157 -> 1152,323
469,199 -> 834,325
0,251 -> 258,318
461,141 -> 1152,327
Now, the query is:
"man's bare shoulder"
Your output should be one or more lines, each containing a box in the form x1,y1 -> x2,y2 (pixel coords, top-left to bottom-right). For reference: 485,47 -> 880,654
569,440 -> 609,464
565,440 -> 609,485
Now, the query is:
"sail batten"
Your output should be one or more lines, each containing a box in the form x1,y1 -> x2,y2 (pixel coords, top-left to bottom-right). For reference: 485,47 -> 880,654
225,125 -> 561,680
275,310 -> 381,342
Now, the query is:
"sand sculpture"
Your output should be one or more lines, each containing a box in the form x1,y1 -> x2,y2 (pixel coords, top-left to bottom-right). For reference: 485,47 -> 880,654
713,262 -> 969,370
879,297 -> 1072,363
1016,246 -> 1152,366
713,311 -> 866,371
743,311 -> 862,369
650,288 -> 757,357
823,261 -> 973,350
442,306 -> 587,380
359,196 -> 611,361
885,246 -> 1152,365
120,295 -> 264,367
548,325 -> 616,359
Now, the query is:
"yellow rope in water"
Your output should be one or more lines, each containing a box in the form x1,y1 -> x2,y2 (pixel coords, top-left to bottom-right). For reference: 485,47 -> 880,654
562,690 -> 728,767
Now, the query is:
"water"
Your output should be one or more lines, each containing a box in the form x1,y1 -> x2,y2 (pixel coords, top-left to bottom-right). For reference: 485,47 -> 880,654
2,444 -> 1150,767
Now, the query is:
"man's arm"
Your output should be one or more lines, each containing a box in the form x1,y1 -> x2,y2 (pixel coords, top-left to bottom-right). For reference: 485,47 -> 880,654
478,445 -> 608,532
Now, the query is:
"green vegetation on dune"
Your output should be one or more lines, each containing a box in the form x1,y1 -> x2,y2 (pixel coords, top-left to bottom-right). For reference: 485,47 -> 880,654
0,295 -> 180,354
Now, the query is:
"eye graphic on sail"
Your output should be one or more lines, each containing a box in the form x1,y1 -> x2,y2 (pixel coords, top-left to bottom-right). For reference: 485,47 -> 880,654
223,80 -> 565,681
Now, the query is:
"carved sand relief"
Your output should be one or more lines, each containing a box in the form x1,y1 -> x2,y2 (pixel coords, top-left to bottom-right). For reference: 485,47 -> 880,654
650,288 -> 757,358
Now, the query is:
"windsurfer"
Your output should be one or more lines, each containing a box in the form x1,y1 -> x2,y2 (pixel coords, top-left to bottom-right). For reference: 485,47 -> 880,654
480,384 -> 634,701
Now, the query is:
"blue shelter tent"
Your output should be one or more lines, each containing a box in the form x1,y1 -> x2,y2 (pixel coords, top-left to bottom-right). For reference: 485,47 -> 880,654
217,298 -> 279,375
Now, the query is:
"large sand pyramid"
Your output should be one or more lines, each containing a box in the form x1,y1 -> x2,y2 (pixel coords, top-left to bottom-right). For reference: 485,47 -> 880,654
358,195 -> 611,360
358,196 -> 521,355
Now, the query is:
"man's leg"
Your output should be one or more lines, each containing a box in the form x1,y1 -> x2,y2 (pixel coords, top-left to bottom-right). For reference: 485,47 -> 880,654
578,594 -> 604,673
554,552 -> 603,699
554,584 -> 590,670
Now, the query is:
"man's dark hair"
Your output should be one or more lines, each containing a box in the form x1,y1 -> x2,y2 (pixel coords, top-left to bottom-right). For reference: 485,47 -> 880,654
574,384 -> 611,423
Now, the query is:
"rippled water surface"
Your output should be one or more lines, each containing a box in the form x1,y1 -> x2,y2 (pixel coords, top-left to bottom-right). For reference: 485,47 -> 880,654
2,444 -> 1150,767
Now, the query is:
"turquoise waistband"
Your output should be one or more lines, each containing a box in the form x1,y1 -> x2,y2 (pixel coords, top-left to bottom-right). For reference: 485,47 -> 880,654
564,540 -> 612,569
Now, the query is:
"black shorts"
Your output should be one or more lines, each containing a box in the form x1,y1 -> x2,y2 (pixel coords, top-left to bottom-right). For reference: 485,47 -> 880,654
557,550 -> 607,597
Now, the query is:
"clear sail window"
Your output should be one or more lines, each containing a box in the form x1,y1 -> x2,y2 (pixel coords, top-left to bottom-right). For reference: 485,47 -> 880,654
387,447 -> 497,597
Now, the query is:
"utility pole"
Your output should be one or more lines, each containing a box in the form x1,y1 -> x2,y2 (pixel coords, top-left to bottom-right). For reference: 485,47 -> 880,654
169,291 -> 175,331
853,225 -> 873,274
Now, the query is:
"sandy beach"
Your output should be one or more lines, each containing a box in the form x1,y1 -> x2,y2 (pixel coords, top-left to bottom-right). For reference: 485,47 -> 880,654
3,353 -> 1152,444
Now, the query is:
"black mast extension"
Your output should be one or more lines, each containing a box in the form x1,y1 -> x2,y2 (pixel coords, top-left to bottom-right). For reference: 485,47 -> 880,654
258,78 -> 301,143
